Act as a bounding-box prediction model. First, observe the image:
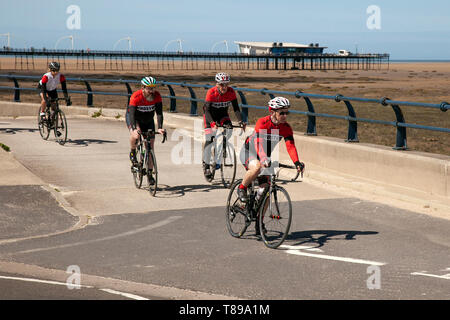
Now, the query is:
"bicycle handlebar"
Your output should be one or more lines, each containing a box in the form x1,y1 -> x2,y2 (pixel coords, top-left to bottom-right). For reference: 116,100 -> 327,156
139,129 -> 167,143
271,162 -> 302,181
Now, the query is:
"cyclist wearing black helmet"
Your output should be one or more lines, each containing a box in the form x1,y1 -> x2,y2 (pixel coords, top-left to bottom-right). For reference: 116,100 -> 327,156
38,61 -> 71,118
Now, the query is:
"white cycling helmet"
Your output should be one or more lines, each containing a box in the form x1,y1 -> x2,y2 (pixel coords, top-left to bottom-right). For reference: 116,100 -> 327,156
215,72 -> 230,84
268,97 -> 290,110
141,76 -> 157,87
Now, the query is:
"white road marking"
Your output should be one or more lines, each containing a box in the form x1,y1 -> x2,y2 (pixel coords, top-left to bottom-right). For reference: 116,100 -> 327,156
281,245 -> 386,266
100,288 -> 149,300
0,275 -> 149,299
280,244 -> 323,252
15,215 -> 183,255
411,271 -> 450,280
0,275 -> 90,289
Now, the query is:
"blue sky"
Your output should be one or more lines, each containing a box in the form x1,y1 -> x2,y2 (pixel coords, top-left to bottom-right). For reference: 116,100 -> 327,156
1,0 -> 450,59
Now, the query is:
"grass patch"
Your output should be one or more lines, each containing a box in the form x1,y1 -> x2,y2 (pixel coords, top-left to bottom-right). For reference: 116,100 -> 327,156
0,143 -> 10,152
91,108 -> 103,118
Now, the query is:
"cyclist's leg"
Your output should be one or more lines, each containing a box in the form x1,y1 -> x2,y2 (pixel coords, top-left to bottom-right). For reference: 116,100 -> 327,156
203,114 -> 215,174
141,120 -> 156,170
126,112 -> 140,164
39,92 -> 47,114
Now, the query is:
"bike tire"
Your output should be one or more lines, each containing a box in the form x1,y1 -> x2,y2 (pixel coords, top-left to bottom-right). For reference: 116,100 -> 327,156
54,109 -> 68,145
132,142 -> 144,189
220,141 -> 236,189
259,185 -> 292,249
226,179 -> 250,238
37,108 -> 50,140
148,147 -> 158,197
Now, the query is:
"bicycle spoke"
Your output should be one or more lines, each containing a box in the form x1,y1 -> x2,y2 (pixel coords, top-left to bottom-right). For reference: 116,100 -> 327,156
226,180 -> 249,238
259,186 -> 292,249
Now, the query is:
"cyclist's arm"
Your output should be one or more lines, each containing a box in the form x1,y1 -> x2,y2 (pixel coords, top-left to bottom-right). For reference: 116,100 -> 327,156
60,75 -> 69,99
127,105 -> 137,130
155,102 -> 163,129
284,135 -> 301,167
231,99 -> 243,123
203,102 -> 215,124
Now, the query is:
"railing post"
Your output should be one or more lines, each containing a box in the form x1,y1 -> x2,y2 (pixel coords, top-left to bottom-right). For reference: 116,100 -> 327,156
182,83 -> 198,116
381,97 -> 407,150
295,90 -> 317,136
335,94 -> 359,142
166,84 -> 177,112
261,88 -> 275,100
237,90 -> 248,123
82,79 -> 93,106
122,80 -> 133,105
10,77 -> 20,102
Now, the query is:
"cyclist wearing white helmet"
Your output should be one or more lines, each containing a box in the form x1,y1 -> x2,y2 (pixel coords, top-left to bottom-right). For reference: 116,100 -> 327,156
202,72 -> 246,179
126,76 -> 166,182
38,61 -> 71,118
238,97 -> 305,224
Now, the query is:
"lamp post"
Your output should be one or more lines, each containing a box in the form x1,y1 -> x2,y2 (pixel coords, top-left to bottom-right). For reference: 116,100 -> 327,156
55,35 -> 74,50
211,40 -> 228,53
0,33 -> 10,47
164,39 -> 183,53
113,36 -> 132,51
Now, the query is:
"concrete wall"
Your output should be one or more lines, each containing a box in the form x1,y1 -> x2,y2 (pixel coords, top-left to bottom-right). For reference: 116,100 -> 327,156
1,101 -> 449,214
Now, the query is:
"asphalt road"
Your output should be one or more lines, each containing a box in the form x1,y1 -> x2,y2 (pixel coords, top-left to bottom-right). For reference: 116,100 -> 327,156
0,116 -> 449,300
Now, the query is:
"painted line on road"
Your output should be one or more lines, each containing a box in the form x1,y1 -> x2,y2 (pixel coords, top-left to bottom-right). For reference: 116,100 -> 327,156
411,271 -> 450,280
100,288 -> 149,300
280,245 -> 386,266
14,215 -> 183,255
0,275 -> 150,299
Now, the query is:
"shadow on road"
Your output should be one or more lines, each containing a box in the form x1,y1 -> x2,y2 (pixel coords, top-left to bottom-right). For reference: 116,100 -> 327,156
0,128 -> 38,134
285,230 -> 378,248
65,138 -> 118,147
155,183 -> 225,198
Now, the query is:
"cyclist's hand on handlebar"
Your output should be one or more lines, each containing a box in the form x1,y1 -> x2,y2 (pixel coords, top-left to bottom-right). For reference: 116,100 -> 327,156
65,97 -> 72,106
239,121 -> 246,132
158,128 -> 166,135
261,158 -> 271,168
295,161 -> 305,177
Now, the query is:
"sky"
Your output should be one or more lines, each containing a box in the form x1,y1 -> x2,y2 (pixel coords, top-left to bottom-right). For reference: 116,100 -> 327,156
1,0 -> 450,59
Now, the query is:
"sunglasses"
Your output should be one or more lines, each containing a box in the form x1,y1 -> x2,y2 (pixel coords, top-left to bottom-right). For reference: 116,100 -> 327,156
278,111 -> 289,116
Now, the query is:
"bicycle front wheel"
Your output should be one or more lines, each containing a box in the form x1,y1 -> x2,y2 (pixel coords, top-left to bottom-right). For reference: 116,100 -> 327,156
259,186 -> 292,249
132,143 -> 144,189
37,108 -> 50,140
147,148 -> 158,196
226,180 -> 250,238
54,110 -> 68,145
220,140 -> 236,189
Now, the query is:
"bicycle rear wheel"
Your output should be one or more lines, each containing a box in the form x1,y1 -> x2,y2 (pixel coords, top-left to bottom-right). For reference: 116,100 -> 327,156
226,180 -> 250,238
54,109 -> 68,145
259,186 -> 292,249
132,143 -> 144,189
220,140 -> 236,189
37,108 -> 50,140
147,148 -> 158,196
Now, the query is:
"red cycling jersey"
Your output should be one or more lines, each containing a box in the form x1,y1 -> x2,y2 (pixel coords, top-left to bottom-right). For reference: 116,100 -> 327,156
245,115 -> 299,164
129,89 -> 162,111
205,86 -> 237,109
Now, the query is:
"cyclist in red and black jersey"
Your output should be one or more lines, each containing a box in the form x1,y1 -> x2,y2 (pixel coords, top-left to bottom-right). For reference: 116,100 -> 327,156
38,62 -> 71,118
202,72 -> 246,179
238,97 -> 305,207
126,76 -> 166,183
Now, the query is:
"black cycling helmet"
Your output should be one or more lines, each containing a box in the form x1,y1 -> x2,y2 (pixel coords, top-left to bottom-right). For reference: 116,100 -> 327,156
49,61 -> 60,71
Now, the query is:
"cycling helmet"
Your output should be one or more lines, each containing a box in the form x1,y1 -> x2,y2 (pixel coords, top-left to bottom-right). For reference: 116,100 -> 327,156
215,72 -> 230,84
49,62 -> 60,71
268,97 -> 290,111
141,76 -> 157,87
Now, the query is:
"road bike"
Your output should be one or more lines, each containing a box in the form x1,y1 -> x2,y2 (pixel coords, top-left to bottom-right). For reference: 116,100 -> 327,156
131,129 -> 167,196
38,97 -> 70,145
203,123 -> 243,188
226,162 -> 301,249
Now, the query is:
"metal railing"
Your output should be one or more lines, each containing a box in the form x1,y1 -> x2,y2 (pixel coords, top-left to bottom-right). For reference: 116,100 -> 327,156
0,74 -> 448,150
